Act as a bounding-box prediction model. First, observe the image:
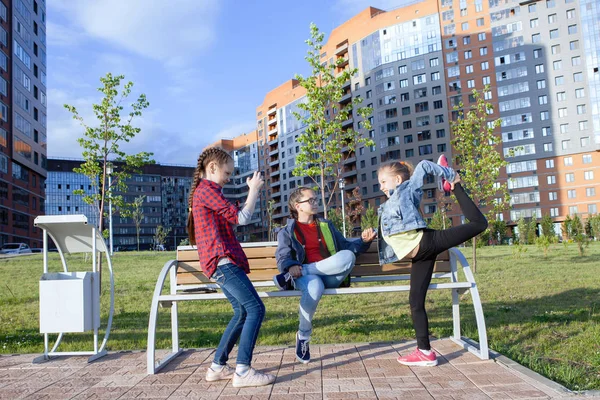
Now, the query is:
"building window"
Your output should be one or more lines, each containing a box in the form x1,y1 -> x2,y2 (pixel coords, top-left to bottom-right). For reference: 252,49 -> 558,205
581,137 -> 590,147
564,157 -> 573,166
568,25 -> 577,34
584,170 -> 594,180
545,159 -> 554,168
565,173 -> 574,182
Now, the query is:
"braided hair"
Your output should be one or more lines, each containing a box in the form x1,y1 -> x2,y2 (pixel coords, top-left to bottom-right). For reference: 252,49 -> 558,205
187,147 -> 233,245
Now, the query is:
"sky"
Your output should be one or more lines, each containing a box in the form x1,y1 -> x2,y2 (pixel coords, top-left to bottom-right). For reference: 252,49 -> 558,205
47,0 -> 408,165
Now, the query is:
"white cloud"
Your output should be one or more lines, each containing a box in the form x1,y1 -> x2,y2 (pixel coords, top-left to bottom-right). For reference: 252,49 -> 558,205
46,21 -> 82,47
47,87 -> 242,166
212,122 -> 257,141
50,0 -> 220,62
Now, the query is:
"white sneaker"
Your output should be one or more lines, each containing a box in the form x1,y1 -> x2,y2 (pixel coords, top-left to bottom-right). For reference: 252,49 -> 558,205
232,367 -> 276,388
205,364 -> 235,381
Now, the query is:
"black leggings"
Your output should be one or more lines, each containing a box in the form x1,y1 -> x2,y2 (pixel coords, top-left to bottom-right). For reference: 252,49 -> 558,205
409,183 -> 488,350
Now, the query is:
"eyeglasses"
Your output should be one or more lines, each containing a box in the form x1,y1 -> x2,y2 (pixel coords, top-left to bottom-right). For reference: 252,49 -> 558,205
297,198 -> 318,205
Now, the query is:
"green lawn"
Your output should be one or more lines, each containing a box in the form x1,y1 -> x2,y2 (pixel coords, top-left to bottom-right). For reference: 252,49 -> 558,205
1,243 -> 599,391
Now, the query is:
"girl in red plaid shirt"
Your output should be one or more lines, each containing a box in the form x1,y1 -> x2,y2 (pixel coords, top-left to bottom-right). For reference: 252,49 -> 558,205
187,147 -> 275,388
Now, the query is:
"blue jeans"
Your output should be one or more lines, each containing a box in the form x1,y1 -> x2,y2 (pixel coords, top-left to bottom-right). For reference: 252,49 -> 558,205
293,250 -> 356,339
212,263 -> 266,366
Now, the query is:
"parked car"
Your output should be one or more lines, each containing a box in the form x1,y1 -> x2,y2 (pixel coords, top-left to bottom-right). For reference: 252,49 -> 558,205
0,243 -> 32,254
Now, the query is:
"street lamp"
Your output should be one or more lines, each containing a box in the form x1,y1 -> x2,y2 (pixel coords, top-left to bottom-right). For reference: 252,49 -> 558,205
106,163 -> 114,256
339,178 -> 346,238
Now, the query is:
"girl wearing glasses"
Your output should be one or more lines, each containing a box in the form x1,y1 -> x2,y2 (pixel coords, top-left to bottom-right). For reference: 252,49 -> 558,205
274,187 -> 376,364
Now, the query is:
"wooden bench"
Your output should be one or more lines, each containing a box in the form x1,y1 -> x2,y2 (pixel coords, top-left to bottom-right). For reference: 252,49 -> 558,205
147,242 -> 488,374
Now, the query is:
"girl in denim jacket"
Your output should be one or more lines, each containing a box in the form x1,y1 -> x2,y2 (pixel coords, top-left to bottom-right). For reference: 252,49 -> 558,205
377,155 -> 487,367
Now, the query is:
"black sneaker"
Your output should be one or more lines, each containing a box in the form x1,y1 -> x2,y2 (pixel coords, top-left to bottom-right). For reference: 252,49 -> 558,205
295,332 -> 310,364
273,272 -> 294,291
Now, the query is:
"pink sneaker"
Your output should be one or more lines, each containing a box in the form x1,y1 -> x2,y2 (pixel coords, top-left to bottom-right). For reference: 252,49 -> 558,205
437,154 -> 452,193
397,348 -> 438,367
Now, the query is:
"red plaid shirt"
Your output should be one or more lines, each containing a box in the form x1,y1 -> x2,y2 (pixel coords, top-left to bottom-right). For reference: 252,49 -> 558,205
192,179 -> 249,278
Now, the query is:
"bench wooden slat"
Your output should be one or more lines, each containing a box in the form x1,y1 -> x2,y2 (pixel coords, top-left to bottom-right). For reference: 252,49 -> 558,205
178,247 -> 277,262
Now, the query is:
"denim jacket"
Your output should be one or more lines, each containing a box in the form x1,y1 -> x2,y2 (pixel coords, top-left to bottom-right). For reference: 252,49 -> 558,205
377,160 -> 456,264
276,218 -> 371,273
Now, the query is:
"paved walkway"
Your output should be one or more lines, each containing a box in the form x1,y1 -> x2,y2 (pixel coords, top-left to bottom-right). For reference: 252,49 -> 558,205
0,339 -> 592,399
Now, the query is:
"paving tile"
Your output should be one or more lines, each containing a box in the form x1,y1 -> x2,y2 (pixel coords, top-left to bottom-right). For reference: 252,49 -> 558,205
0,340 -> 578,399
118,383 -> 179,398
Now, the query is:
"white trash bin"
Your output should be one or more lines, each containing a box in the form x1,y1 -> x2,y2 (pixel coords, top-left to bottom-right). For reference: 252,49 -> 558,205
39,271 -> 100,333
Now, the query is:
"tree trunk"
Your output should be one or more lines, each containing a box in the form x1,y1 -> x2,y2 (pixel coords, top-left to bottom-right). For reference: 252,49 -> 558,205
137,228 -> 140,251
321,170 -> 327,219
472,237 -> 477,273
98,201 -> 104,289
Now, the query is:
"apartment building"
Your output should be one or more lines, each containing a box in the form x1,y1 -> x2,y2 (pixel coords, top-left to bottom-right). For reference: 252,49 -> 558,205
257,1 -> 599,230
0,0 -> 48,247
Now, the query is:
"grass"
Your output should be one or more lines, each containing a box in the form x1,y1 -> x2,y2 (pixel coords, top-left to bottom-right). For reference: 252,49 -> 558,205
1,243 -> 599,391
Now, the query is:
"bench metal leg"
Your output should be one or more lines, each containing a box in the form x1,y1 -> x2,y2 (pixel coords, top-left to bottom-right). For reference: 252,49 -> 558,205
147,260 -> 181,374
449,248 -> 489,360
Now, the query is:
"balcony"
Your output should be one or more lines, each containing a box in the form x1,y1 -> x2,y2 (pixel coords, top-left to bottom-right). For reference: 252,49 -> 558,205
269,158 -> 279,167
271,179 -> 281,187
342,79 -> 351,89
342,168 -> 357,178
270,169 -> 280,177
337,57 -> 349,68
269,148 -> 279,157
267,118 -> 277,126
339,92 -> 352,105
267,107 -> 277,116
335,43 -> 348,56
341,118 -> 354,128
343,182 -> 358,192
268,136 -> 278,145
268,126 -> 278,135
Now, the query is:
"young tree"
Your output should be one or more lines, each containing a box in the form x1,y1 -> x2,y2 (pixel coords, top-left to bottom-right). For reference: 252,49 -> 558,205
570,215 -> 589,256
130,195 -> 145,251
292,23 -> 374,218
517,216 -> 528,244
65,73 -> 153,274
266,199 -> 281,241
589,214 -> 600,241
540,214 -> 556,239
328,208 -> 353,238
428,208 -> 452,231
361,205 -> 379,231
527,218 -> 538,245
488,219 -> 507,245
154,225 -> 171,251
562,215 -> 573,241
345,187 -> 364,236
450,85 -> 509,271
